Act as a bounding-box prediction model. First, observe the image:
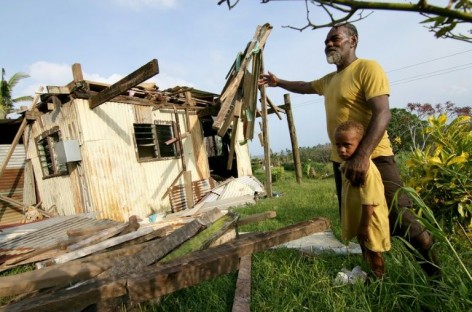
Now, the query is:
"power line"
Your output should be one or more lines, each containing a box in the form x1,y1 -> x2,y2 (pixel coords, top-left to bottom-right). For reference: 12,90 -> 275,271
387,49 -> 472,73
391,63 -> 472,85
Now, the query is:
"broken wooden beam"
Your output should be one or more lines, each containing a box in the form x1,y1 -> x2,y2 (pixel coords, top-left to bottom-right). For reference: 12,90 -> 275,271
89,59 -> 159,109
232,255 -> 252,312
127,217 -> 330,302
213,24 -> 272,136
237,210 -> 276,227
0,239 -> 158,298
35,226 -> 153,269
96,208 -> 223,280
159,212 -> 238,263
0,217 -> 330,311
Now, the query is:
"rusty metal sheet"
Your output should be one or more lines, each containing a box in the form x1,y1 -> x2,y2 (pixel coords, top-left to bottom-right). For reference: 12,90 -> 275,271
0,213 -> 118,252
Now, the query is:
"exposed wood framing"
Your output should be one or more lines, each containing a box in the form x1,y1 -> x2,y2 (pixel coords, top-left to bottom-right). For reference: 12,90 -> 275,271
89,59 -> 159,109
213,23 -> 272,137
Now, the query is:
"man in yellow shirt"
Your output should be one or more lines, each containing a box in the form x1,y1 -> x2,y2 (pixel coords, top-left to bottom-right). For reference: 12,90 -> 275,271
259,23 -> 440,278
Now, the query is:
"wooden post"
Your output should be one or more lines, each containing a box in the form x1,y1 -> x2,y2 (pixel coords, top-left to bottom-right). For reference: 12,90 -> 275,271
72,63 -> 84,82
260,55 -> 272,198
0,87 -> 43,178
284,94 -> 302,184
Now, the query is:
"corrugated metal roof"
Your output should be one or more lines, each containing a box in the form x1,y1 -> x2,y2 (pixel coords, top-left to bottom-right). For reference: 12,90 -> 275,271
235,175 -> 265,194
0,144 -> 26,169
220,180 -> 254,200
0,213 -> 118,251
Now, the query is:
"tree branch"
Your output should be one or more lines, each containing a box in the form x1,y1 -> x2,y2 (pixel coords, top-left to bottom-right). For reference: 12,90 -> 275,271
218,0 -> 472,43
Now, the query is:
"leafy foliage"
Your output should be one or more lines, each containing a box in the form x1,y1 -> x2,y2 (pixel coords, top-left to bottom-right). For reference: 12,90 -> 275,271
405,114 -> 472,229
0,68 -> 33,118
271,166 -> 285,182
389,108 -> 425,153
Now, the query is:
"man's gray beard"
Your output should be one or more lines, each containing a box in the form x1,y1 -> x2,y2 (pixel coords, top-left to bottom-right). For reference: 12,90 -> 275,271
326,51 -> 341,64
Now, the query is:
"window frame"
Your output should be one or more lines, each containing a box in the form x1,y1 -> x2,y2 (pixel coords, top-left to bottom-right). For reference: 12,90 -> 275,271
35,127 -> 69,178
133,121 -> 181,162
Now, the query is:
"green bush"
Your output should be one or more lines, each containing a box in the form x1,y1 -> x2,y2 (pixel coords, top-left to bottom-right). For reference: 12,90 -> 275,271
251,158 -> 262,172
271,166 -> 285,182
302,161 -> 333,179
405,114 -> 472,229
282,162 -> 295,171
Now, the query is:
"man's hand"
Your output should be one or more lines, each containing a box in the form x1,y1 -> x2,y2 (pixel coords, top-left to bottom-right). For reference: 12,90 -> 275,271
258,71 -> 278,87
345,153 -> 369,187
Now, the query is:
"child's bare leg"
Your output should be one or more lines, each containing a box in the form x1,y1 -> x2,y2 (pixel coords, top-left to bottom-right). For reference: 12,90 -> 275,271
364,248 -> 385,279
359,242 -> 385,278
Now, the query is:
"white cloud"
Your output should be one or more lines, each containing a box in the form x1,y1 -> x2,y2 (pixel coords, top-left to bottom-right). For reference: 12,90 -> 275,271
109,0 -> 177,10
16,61 -> 193,101
151,73 -> 194,90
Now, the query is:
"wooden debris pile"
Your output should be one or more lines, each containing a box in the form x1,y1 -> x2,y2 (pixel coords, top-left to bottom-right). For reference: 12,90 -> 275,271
0,206 -> 330,312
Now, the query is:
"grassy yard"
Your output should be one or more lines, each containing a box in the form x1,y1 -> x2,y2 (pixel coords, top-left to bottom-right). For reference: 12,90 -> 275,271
146,171 -> 472,312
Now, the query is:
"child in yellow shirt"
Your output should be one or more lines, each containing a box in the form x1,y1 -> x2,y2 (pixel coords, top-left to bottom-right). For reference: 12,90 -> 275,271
334,120 -> 391,278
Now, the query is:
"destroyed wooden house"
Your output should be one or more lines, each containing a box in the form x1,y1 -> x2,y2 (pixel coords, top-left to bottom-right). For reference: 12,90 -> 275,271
0,23 -> 322,311
0,58 -> 256,224
0,22 -> 291,227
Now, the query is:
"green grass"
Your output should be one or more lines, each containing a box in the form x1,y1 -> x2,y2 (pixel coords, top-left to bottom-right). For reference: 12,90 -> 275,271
2,171 -> 471,311
143,170 -> 472,312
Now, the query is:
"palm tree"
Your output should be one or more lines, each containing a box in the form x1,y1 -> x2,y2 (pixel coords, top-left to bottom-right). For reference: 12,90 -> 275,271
0,68 -> 33,118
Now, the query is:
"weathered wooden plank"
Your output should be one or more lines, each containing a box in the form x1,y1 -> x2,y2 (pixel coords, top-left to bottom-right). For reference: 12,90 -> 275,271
209,227 -> 238,248
66,224 -> 115,237
213,24 -> 272,135
35,226 -> 153,269
159,213 -> 238,263
66,223 -> 128,251
72,63 -> 84,82
284,94 -> 303,184
260,54 -> 272,198
183,170 -> 194,209
265,95 -> 282,120
46,86 -> 70,94
226,97 -> 243,170
0,239 -> 156,297
0,279 -> 127,312
97,208 -> 223,280
0,217 -> 329,310
127,217 -> 330,302
237,210 -> 277,226
232,255 -> 252,312
89,59 -> 159,109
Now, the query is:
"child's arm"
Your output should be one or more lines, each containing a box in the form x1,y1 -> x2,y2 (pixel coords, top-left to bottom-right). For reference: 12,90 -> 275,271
358,204 -> 374,243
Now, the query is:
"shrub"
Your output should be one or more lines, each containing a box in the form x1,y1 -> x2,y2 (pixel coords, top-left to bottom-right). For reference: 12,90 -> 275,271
282,162 -> 295,171
271,166 -> 285,182
405,114 -> 472,229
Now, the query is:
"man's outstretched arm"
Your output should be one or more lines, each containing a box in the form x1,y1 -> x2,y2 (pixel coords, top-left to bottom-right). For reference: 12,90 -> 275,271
258,71 -> 317,94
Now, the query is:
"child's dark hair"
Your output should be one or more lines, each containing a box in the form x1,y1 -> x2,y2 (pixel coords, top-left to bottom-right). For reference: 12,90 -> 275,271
334,120 -> 364,138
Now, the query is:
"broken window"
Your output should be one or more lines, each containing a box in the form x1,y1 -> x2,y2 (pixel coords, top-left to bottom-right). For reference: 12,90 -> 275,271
134,122 -> 180,161
204,135 -> 223,157
36,129 -> 69,178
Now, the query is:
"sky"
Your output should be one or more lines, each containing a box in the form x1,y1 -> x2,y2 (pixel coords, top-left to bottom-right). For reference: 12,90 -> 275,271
2,0 -> 471,156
